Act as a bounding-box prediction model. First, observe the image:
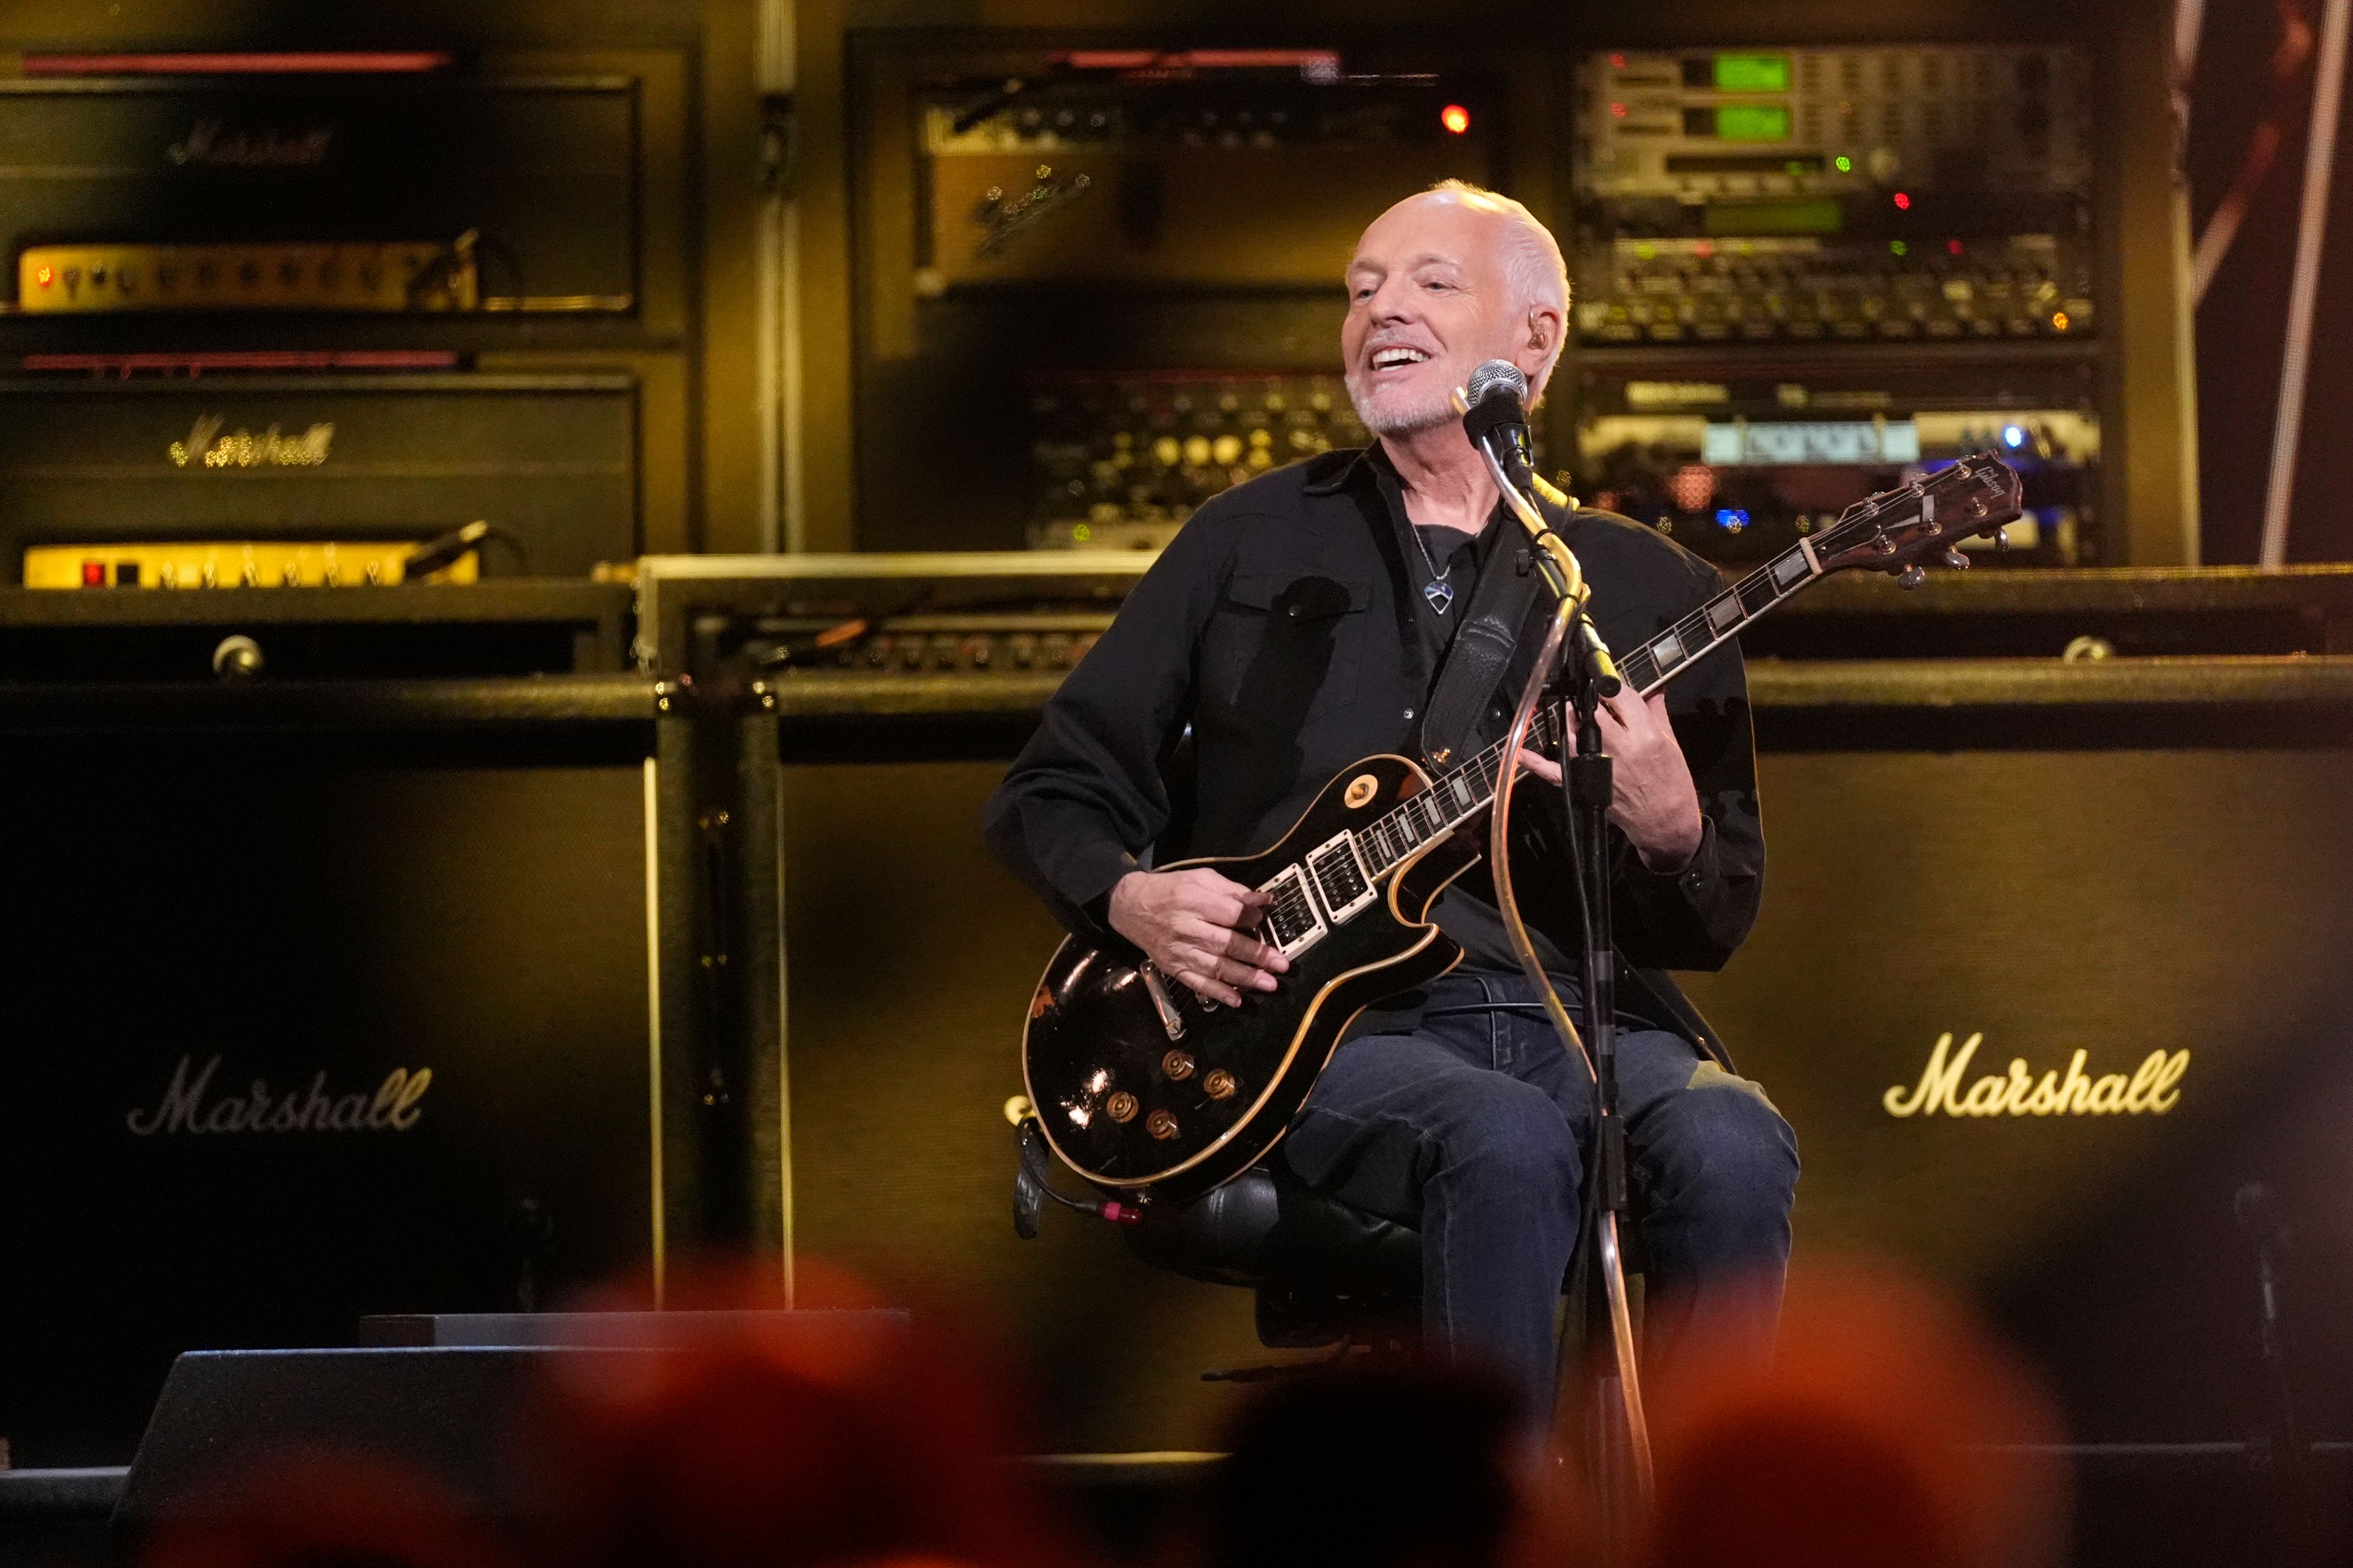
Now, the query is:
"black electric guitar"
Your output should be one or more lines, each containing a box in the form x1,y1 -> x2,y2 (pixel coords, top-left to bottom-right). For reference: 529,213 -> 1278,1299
1021,455 -> 2023,1204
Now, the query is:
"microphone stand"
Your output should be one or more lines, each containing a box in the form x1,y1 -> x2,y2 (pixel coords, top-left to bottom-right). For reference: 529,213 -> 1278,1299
1463,408 -> 1653,1543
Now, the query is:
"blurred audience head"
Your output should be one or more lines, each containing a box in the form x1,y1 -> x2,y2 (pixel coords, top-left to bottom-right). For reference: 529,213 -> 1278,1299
1632,1257 -> 2068,1568
517,1254 -> 1070,1568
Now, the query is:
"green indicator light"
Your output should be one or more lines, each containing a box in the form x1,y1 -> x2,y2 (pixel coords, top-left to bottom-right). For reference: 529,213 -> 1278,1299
1835,154 -> 1853,173
1073,523 -> 1092,542
1634,242 -> 1656,260
1713,53 -> 1791,93
1889,240 -> 1908,256
1715,105 -> 1791,142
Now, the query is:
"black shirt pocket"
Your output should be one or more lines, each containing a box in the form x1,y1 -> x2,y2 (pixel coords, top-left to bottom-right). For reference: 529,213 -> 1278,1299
1199,570 -> 1368,731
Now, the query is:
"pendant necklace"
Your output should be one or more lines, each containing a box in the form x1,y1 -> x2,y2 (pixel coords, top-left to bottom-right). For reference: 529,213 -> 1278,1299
1411,523 -> 1458,615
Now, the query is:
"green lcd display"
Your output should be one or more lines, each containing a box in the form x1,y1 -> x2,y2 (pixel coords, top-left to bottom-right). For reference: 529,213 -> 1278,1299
1704,199 -> 1845,237
1713,53 -> 1791,93
1716,104 -> 1792,142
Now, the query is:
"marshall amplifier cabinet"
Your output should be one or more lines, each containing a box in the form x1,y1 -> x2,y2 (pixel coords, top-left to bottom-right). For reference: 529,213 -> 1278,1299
0,60 -> 678,327
0,676 -> 676,1468
0,373 -> 641,583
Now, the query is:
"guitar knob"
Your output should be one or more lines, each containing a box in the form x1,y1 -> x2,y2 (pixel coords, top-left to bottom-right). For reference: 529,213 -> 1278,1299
1204,1069 -> 1238,1100
1146,1110 -> 1181,1140
1896,565 -> 1927,589
1161,1050 -> 1196,1081
1942,548 -> 1970,570
1106,1092 -> 1139,1123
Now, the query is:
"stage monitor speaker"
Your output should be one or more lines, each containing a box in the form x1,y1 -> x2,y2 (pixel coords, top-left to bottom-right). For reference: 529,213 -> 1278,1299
113,1347 -> 569,1550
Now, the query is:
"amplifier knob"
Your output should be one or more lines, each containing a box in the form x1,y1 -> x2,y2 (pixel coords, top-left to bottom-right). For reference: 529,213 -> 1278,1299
1204,1069 -> 1237,1100
1146,1110 -> 1180,1140
1106,1091 -> 1139,1123
1161,1050 -> 1195,1081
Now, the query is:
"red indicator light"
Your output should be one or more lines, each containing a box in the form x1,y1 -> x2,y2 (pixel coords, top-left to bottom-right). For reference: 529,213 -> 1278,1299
1947,238 -> 1965,256
34,264 -> 52,287
1893,191 -> 1912,210
1610,101 -> 1629,118
81,560 -> 105,586
1440,104 -> 1472,135
1694,240 -> 1715,259
1610,53 -> 1627,69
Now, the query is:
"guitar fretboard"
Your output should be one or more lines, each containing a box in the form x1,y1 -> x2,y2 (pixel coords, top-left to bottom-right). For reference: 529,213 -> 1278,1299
1282,454 -> 2017,935
1350,534 -> 1830,881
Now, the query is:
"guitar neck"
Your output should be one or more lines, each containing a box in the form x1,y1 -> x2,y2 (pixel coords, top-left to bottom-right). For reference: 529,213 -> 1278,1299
1349,536 -> 1829,881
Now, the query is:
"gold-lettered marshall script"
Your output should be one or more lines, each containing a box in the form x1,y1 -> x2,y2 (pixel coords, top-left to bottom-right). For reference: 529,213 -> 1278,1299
1884,1032 -> 2188,1118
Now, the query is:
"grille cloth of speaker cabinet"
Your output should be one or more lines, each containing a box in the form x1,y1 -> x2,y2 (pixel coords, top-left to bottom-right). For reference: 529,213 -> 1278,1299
768,712 -> 2353,1454
0,724 -> 656,1465
1681,745 -> 2353,1446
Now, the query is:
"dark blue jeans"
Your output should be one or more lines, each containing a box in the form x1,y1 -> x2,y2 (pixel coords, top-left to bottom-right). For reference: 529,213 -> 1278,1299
1278,968 -> 1800,1426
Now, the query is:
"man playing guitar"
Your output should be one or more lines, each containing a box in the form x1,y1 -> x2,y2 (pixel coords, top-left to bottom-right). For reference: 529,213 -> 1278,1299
985,182 -> 1798,1428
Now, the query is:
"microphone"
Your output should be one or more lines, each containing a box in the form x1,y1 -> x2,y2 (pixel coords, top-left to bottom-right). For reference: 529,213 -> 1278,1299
1461,358 -> 1536,483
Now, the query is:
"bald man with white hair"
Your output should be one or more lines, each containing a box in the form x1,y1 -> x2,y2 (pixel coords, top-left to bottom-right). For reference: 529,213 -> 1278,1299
987,184 -> 1796,1427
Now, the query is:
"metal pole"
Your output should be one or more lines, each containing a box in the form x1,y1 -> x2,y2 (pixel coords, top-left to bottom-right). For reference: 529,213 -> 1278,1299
2259,0 -> 2353,567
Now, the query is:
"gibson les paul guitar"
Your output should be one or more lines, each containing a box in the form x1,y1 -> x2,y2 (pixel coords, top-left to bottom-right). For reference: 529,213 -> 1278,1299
1022,455 -> 2023,1203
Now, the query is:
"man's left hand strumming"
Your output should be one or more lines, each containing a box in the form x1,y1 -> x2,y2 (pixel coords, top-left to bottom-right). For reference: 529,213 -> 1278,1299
1518,687 -> 1704,872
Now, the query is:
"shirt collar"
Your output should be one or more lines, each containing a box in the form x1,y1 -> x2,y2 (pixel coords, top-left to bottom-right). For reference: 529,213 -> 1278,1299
1319,441 -> 1518,563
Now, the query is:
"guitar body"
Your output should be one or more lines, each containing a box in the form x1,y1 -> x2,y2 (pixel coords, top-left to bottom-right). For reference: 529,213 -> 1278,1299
1021,753 -> 1472,1205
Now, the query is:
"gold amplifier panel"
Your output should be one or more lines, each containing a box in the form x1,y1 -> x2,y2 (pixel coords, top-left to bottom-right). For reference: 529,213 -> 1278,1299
23,542 -> 479,590
17,240 -> 479,314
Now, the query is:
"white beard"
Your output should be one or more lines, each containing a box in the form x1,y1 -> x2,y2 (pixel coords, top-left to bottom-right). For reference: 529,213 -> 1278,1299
1344,369 -> 1460,437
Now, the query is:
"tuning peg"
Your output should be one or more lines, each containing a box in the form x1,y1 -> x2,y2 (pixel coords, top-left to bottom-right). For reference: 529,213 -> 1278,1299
1990,525 -> 2010,552
1896,564 -> 1927,589
1942,547 -> 1970,570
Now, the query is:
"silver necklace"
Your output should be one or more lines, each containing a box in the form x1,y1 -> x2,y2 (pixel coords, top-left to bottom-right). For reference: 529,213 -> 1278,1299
1410,524 -> 1458,615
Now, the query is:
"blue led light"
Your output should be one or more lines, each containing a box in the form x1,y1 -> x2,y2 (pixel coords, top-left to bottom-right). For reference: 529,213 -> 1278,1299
1715,507 -> 1751,533
2002,424 -> 2027,449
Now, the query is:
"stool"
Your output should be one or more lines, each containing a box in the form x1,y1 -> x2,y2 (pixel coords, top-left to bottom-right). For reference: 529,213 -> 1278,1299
1010,1104 -> 1420,1365
1124,1162 -> 1421,1362
1011,1106 -> 1639,1376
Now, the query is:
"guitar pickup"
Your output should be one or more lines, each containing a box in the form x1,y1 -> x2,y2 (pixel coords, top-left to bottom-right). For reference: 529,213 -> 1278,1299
1259,864 -> 1328,959
1306,833 -> 1377,924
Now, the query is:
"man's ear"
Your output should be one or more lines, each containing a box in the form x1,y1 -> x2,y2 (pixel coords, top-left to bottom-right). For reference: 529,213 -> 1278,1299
1525,303 -> 1561,354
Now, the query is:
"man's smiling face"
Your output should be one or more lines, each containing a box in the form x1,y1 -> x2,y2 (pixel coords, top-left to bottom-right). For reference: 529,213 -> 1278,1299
1341,194 -> 1520,437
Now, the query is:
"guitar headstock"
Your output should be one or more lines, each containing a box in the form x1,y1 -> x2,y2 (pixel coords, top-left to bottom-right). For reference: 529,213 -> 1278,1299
1807,455 -> 2025,585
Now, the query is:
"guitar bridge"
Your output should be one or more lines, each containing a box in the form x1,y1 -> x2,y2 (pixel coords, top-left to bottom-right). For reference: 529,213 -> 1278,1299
1259,864 -> 1327,959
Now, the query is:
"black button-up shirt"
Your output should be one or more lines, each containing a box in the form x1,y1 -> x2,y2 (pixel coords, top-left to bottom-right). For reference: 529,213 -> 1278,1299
982,443 -> 1765,1034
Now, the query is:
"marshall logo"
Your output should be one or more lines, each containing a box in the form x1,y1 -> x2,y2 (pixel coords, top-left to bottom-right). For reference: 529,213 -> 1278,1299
1883,1032 -> 2189,1119
167,118 -> 335,169
170,415 -> 335,469
126,1053 -> 432,1137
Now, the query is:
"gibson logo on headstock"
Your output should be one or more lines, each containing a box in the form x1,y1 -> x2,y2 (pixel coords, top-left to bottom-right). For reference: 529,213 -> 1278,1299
1883,1032 -> 2188,1118
167,118 -> 334,169
170,415 -> 334,469
126,1053 -> 432,1136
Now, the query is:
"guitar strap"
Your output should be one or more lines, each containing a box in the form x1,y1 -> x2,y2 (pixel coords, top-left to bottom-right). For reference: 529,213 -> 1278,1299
1415,481 -> 1571,766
